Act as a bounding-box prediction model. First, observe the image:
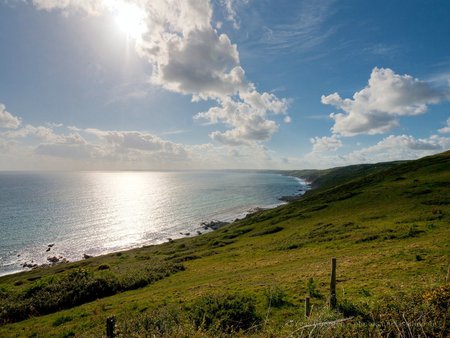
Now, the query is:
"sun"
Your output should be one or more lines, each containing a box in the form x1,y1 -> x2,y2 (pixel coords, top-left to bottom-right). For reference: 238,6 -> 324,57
111,1 -> 147,39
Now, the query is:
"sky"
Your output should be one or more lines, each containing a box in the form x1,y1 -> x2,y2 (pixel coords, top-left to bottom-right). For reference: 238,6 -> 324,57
0,0 -> 449,170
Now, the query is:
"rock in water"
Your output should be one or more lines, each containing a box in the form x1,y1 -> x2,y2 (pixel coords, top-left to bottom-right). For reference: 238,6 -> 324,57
47,256 -> 59,264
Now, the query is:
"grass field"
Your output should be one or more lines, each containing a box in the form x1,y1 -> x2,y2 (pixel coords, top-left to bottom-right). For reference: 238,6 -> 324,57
0,151 -> 449,337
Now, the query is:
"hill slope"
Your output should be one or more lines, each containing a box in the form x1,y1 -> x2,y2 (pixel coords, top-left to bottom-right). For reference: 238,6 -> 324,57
0,151 -> 449,337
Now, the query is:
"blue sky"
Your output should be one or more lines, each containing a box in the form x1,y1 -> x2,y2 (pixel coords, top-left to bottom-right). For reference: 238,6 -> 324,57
0,0 -> 449,170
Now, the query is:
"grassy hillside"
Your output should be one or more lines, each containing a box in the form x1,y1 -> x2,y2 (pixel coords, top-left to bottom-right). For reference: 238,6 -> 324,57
1,152 -> 449,337
283,160 -> 405,189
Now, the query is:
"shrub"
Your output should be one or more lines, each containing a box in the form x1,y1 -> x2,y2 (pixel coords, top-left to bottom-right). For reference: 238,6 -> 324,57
250,226 -> 284,237
423,283 -> 450,311
0,263 -> 185,324
190,294 -> 260,333
120,306 -> 184,336
402,225 -> 424,238
98,264 -> 110,270
359,288 -> 372,297
336,299 -> 369,320
264,286 -> 288,308
52,315 -> 73,327
368,288 -> 449,337
307,277 -> 323,299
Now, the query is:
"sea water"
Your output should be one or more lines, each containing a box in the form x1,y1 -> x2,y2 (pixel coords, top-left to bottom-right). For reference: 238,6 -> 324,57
0,171 -> 306,276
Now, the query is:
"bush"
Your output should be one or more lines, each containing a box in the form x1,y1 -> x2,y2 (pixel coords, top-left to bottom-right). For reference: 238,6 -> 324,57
98,264 -> 110,270
423,283 -> 450,311
336,299 -> 369,320
0,263 -> 185,324
368,288 -> 449,337
52,315 -> 73,327
264,286 -> 288,308
120,306 -> 184,336
307,277 -> 323,299
190,293 -> 260,333
250,226 -> 284,237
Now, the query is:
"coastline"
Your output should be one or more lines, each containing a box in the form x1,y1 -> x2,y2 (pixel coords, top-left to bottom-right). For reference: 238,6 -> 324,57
0,173 -> 309,278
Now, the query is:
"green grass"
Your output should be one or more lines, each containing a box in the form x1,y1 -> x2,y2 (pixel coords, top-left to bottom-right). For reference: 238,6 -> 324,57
0,151 -> 449,337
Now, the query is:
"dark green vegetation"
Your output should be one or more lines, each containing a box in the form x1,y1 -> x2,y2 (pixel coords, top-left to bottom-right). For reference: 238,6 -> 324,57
1,151 -> 449,337
0,263 -> 184,324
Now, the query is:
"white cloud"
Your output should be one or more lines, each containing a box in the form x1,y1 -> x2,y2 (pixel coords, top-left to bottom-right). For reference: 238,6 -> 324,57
301,134 -> 450,169
0,116 -> 283,169
210,117 -> 278,145
322,67 -> 446,136
2,125 -> 190,165
0,137 -> 16,153
31,0 -> 106,15
35,143 -> 94,159
67,126 -> 82,132
133,0 -> 245,101
19,127 -> 92,159
186,141 -> 272,166
2,124 -> 65,142
0,103 -> 21,129
438,117 -> 450,134
345,134 -> 449,163
84,128 -> 190,160
261,0 -> 336,54
147,28 -> 244,100
310,135 -> 342,152
45,122 -> 64,128
219,0 -> 248,29
30,0 -> 289,146
363,43 -> 399,57
195,93 -> 287,145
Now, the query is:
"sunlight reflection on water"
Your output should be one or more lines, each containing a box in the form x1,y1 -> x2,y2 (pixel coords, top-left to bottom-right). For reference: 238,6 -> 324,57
0,171 -> 306,276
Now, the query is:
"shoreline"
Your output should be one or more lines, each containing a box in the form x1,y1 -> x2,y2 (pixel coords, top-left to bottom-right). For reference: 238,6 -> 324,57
0,174 -> 309,278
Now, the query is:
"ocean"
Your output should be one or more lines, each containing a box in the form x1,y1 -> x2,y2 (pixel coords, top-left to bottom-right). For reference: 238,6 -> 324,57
0,171 -> 307,276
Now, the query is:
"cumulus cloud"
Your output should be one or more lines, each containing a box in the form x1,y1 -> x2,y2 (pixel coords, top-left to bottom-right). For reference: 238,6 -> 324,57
30,0 -> 290,146
322,67 -> 447,136
438,117 -> 450,134
2,124 -> 70,142
310,135 -> 342,152
147,28 -> 244,100
1,117 -> 191,162
0,137 -> 16,153
84,128 -> 273,168
301,133 -> 450,169
195,91 -> 287,145
85,128 -> 189,160
0,103 -> 21,129
1,116 -> 280,169
345,134 -> 450,163
22,127 -> 93,159
35,143 -> 94,159
209,117 -> 277,145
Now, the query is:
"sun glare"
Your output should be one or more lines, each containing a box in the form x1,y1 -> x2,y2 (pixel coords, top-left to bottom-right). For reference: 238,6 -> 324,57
111,1 -> 147,39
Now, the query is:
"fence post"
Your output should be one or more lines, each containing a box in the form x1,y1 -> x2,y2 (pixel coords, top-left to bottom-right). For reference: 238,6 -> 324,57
106,316 -> 116,338
305,296 -> 311,317
330,257 -> 337,309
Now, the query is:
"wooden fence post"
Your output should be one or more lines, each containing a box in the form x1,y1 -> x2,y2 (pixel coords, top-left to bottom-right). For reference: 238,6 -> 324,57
330,257 -> 337,309
106,316 -> 116,338
305,296 -> 311,317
